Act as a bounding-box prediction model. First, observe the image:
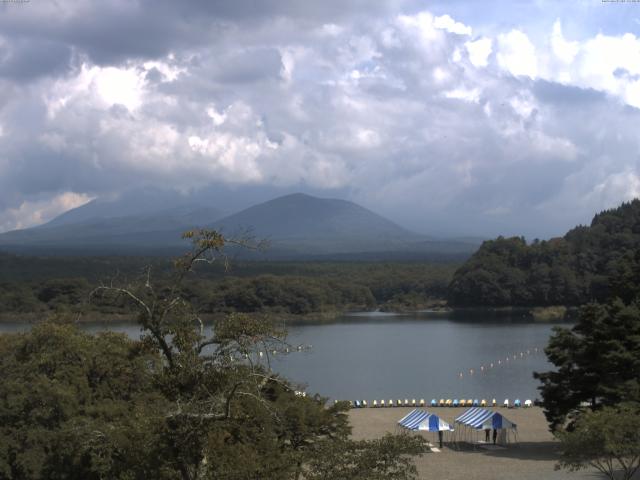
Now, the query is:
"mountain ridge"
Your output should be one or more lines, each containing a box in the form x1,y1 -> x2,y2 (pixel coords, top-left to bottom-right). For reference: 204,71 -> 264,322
0,191 -> 480,259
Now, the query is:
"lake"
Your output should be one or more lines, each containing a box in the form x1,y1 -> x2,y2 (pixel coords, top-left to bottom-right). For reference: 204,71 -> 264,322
0,311 -> 563,403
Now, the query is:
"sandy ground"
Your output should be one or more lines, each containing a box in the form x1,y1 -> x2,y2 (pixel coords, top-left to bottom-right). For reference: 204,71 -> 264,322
348,407 -> 611,480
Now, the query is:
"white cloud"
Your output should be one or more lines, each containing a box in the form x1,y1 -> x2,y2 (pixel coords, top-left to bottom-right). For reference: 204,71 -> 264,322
206,105 -> 227,126
396,12 -> 447,48
0,192 -> 93,232
432,66 -> 451,83
142,60 -> 185,82
465,37 -> 492,67
433,14 -> 472,36
496,30 -> 538,78
85,66 -> 146,110
530,131 -> 578,162
444,87 -> 481,103
496,21 -> 640,109
531,155 -> 640,234
318,23 -> 344,37
509,93 -> 536,119
573,32 -> 640,107
46,63 -> 147,117
354,128 -> 381,148
187,132 -> 269,182
279,48 -> 296,83
550,20 -> 579,64
587,170 -> 640,206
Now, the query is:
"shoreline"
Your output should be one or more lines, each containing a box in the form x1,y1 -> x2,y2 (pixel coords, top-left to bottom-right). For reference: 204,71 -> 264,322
0,304 -> 578,325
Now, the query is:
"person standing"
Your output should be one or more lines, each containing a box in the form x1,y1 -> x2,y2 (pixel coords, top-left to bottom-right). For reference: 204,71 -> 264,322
484,429 -> 490,443
438,430 -> 443,448
492,428 -> 498,445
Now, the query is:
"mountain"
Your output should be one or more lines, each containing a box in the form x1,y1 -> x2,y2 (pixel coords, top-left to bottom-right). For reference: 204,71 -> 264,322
0,188 -> 224,253
40,187 -> 196,228
0,191 -> 480,259
207,193 -> 482,258
210,193 -> 424,253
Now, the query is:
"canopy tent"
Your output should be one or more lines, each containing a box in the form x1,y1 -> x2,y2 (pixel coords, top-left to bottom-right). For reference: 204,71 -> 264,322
398,409 -> 453,432
454,407 -> 517,430
453,407 -> 518,446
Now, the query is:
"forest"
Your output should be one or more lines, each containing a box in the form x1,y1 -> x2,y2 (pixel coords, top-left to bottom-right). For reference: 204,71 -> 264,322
0,255 -> 457,320
448,200 -> 640,307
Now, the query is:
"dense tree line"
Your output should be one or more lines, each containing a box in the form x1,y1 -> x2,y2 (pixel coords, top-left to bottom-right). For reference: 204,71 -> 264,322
0,252 -> 160,283
449,199 -> 640,307
0,261 -> 457,318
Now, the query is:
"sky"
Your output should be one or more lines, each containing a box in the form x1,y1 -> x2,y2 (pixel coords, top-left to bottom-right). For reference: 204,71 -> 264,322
0,0 -> 639,238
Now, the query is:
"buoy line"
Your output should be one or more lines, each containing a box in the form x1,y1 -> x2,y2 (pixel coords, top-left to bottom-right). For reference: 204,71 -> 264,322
456,346 -> 541,379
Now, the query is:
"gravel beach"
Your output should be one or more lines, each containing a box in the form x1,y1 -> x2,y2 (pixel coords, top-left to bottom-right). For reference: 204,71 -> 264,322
348,406 -> 609,480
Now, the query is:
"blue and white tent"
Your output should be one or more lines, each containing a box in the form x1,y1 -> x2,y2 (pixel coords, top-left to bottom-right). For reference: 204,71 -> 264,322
398,409 -> 454,432
453,407 -> 518,445
454,407 -> 517,430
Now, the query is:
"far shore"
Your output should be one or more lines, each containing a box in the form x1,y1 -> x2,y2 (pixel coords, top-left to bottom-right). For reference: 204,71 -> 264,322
0,304 -> 578,325
348,406 -> 603,480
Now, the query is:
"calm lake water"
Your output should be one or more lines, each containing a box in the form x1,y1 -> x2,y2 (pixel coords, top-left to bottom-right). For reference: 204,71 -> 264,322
0,311 -> 563,402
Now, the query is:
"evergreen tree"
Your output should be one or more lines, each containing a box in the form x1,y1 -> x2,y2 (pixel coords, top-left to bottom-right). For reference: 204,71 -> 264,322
535,299 -> 640,429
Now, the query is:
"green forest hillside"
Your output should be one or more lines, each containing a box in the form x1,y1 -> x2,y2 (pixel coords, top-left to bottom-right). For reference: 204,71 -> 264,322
448,199 -> 640,307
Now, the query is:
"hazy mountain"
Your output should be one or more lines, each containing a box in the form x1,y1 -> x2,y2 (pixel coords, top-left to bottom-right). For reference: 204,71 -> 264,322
208,193 -> 482,258
41,187 -> 209,228
210,193 -> 419,251
0,187 -> 224,252
0,191 -> 480,259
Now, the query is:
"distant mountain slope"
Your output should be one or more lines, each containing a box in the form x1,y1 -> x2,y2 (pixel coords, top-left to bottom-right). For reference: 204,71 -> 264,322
448,199 -> 640,307
41,187 -> 198,228
0,191 -> 480,259
0,199 -> 223,252
2,207 -> 221,241
210,193 -> 430,254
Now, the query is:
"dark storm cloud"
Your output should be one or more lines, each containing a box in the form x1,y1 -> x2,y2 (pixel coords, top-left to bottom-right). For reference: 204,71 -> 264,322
0,38 -> 72,80
208,48 -> 284,84
0,0 -> 408,66
532,80 -> 606,106
0,1 -> 207,65
165,0 -> 402,21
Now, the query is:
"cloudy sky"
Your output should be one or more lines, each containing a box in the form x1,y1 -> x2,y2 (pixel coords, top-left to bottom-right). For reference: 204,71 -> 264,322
1,0 -> 639,238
